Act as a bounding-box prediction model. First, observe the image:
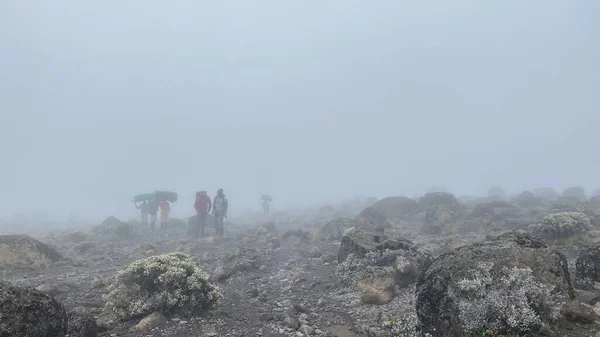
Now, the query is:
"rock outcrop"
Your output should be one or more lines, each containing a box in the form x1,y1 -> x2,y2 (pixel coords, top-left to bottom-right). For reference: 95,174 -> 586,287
337,229 -> 432,288
418,192 -> 459,208
67,308 -> 98,337
0,235 -> 63,268
562,186 -> 586,202
355,207 -> 386,234
416,230 -> 574,337
575,244 -> 600,289
319,218 -> 356,241
0,281 -> 68,337
529,212 -> 593,242
372,196 -> 421,219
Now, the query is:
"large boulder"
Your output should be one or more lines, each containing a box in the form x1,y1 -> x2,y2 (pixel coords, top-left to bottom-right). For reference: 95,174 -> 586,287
319,218 -> 356,241
103,252 -> 222,321
0,281 -> 68,337
416,230 -> 574,337
585,196 -> 600,214
562,186 -> 586,202
514,191 -> 540,208
337,229 -> 432,288
91,217 -> 136,240
575,244 -> 600,290
529,212 -> 593,242
355,207 -> 386,234
421,205 -> 461,235
372,196 -> 421,219
418,192 -> 458,208
357,268 -> 396,305
0,235 -> 63,268
534,187 -> 560,201
467,201 -> 521,231
487,186 -> 507,200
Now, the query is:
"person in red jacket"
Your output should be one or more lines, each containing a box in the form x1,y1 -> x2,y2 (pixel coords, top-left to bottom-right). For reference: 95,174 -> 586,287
193,190 -> 212,237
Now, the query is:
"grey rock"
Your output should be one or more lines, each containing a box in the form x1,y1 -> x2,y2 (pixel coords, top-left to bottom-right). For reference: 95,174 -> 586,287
0,281 -> 68,337
416,230 -> 575,337
67,309 -> 98,337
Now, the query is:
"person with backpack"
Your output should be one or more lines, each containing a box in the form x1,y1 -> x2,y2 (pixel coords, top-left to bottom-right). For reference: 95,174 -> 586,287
193,191 -> 212,237
148,198 -> 159,232
135,200 -> 149,227
159,200 -> 170,229
212,189 -> 228,236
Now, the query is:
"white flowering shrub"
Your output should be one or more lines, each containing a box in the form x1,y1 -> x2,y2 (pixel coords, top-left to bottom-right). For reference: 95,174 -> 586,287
336,249 -> 399,287
531,212 -> 592,241
103,252 -> 222,320
453,262 -> 564,335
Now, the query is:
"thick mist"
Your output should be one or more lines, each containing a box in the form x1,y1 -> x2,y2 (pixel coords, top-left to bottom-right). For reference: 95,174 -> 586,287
1,1 -> 599,222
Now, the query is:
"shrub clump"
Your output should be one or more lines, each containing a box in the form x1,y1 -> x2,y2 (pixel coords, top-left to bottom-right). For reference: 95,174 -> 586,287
103,252 -> 222,321
530,212 -> 593,241
453,262 -> 564,335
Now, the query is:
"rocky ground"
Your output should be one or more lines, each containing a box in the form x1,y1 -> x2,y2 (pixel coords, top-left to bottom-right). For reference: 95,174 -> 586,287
3,191 -> 600,337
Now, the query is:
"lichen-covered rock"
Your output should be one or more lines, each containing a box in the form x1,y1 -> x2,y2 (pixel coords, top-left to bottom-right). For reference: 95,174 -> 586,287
415,230 -> 574,337
529,212 -> 593,242
562,186 -> 586,202
0,235 -> 63,268
575,244 -> 600,290
336,229 -> 432,288
0,281 -> 68,337
355,207 -> 386,234
67,308 -> 98,337
103,252 -> 222,321
372,196 -> 422,219
418,192 -> 458,208
319,218 -> 356,241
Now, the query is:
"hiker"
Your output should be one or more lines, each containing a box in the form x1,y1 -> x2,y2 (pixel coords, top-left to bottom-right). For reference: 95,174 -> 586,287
193,191 -> 212,237
135,200 -> 149,227
212,189 -> 228,236
159,200 -> 170,229
261,195 -> 271,216
148,199 -> 159,232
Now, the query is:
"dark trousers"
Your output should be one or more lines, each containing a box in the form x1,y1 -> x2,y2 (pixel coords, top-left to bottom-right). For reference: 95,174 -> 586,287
214,213 -> 224,236
194,211 -> 207,237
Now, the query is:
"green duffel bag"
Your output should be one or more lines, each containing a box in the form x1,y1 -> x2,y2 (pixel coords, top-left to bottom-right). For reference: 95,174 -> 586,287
155,191 -> 178,203
134,193 -> 156,202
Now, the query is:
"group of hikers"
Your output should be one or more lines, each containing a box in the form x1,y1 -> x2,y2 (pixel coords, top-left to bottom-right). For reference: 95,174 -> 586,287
133,190 -> 272,237
133,189 -> 231,237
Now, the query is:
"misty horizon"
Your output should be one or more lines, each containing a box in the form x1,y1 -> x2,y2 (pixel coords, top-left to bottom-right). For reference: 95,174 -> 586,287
2,1 -> 599,221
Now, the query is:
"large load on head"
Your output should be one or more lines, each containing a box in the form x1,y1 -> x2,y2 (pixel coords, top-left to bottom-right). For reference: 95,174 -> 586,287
134,191 -> 178,203
261,194 -> 272,202
155,191 -> 178,203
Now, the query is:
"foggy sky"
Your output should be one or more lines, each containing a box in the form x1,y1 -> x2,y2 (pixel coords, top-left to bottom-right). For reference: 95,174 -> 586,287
1,1 -> 599,221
